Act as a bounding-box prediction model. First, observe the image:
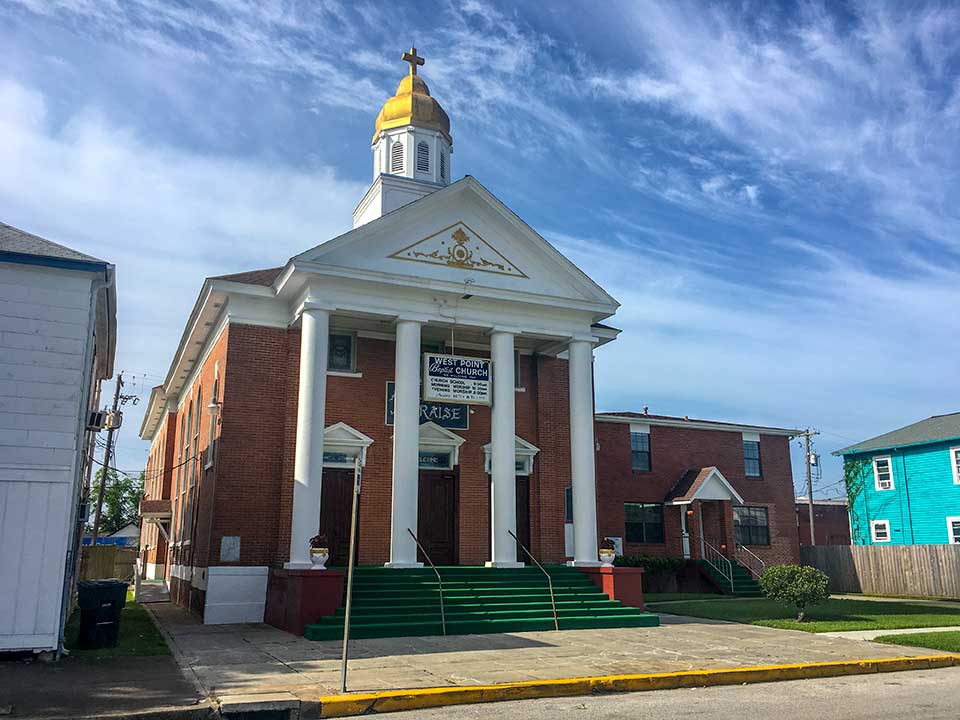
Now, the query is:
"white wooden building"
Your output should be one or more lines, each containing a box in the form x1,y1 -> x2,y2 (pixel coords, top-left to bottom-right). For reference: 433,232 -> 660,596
0,222 -> 116,653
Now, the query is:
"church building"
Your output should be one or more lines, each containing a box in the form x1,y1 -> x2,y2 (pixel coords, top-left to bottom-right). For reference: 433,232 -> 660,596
139,49 -> 799,630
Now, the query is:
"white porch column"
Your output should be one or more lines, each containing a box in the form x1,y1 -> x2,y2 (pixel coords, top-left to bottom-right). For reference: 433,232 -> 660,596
286,307 -> 329,569
386,319 -> 424,568
487,330 -> 523,568
568,338 -> 600,566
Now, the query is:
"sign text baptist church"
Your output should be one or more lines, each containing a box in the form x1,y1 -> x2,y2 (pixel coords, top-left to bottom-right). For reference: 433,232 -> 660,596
422,353 -> 492,405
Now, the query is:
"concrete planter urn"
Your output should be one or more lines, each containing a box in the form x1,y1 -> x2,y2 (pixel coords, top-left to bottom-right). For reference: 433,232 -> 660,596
309,534 -> 329,570
599,549 -> 616,567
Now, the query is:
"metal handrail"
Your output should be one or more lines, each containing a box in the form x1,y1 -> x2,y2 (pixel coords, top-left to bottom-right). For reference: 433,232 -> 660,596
703,540 -> 735,593
736,543 -> 766,580
406,528 -> 446,636
508,530 -> 559,631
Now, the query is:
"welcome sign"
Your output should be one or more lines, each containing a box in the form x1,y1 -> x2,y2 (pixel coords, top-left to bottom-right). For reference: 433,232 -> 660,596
422,353 -> 492,405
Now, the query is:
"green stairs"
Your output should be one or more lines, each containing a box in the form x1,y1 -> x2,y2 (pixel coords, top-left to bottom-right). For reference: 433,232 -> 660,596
304,566 -> 660,641
698,561 -> 764,597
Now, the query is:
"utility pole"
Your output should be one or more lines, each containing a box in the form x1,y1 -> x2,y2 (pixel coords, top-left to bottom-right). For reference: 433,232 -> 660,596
803,428 -> 820,546
92,373 -> 123,544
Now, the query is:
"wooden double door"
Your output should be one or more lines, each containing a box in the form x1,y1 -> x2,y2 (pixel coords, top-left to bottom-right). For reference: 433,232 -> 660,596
417,470 -> 458,565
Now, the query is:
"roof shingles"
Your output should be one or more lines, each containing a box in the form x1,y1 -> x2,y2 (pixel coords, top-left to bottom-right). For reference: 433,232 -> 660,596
835,412 -> 960,455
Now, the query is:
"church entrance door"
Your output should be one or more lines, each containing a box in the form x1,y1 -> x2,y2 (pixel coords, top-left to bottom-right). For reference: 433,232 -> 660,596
417,470 -> 458,565
319,468 -> 357,567
516,476 -> 531,558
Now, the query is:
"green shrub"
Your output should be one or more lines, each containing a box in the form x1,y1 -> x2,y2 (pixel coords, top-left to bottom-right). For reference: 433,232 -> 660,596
760,564 -> 830,621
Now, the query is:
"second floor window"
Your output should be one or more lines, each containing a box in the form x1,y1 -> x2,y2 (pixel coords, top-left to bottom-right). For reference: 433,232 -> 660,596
743,440 -> 761,477
631,431 -> 651,471
950,447 -> 960,485
328,334 -> 355,372
873,456 -> 893,490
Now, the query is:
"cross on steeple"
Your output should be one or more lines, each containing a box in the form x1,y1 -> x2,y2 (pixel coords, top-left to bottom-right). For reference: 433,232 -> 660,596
402,47 -> 425,76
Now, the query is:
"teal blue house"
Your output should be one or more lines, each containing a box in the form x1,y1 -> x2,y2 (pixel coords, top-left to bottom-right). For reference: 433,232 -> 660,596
835,413 -> 960,546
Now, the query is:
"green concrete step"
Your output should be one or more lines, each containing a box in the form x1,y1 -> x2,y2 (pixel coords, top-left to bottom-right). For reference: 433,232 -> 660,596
304,566 -> 660,641
305,612 -> 661,641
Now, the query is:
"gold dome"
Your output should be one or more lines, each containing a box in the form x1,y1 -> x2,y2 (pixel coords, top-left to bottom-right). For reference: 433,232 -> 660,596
372,49 -> 451,144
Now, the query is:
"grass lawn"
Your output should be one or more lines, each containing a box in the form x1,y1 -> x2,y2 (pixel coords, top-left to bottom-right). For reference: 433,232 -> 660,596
64,590 -> 170,660
643,592 -> 726,603
873,631 -> 960,653
645,597 -> 960,633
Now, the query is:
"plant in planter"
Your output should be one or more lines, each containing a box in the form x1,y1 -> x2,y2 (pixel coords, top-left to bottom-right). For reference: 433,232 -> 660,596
599,539 -> 617,567
309,534 -> 329,570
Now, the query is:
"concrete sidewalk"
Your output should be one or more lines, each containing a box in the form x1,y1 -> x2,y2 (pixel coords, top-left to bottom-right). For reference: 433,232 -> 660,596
149,603 -> 951,701
830,594 -> 960,609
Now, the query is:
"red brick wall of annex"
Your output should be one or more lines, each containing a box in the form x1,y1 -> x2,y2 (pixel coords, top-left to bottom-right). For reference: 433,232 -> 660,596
140,413 -> 176,570
595,420 -> 800,565
797,503 -> 851,547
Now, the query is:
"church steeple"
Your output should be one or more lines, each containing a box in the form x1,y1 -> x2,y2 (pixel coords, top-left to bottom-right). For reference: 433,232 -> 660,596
354,48 -> 454,227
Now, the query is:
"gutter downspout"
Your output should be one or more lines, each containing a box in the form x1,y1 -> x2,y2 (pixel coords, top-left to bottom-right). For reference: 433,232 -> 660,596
899,451 -> 914,544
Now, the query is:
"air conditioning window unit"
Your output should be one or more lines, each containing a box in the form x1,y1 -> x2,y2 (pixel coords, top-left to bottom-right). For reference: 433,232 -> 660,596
87,410 -> 107,432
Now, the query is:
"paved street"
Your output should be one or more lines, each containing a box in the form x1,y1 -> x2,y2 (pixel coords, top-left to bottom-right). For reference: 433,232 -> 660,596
393,666 -> 960,719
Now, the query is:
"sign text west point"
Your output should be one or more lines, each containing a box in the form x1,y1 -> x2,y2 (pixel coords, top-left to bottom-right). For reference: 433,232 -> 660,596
422,352 -> 492,406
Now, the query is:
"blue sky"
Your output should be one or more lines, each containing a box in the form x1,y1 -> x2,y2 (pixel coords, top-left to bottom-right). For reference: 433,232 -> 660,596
1,1 -> 958,498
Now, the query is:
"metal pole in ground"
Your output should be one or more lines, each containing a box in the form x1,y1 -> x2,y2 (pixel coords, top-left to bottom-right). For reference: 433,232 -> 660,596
805,429 -> 818,546
340,456 -> 362,693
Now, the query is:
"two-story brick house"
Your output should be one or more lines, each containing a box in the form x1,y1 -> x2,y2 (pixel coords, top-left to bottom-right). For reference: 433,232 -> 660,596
594,413 -> 801,572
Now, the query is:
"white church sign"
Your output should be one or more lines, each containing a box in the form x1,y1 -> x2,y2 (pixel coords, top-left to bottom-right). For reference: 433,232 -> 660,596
422,353 -> 491,405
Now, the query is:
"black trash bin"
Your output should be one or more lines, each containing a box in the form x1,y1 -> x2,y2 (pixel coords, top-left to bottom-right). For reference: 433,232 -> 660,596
77,580 -> 128,649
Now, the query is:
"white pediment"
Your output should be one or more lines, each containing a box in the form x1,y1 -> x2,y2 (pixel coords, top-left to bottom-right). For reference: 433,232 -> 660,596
292,177 -> 617,311
323,422 -> 374,467
482,435 -> 541,458
418,421 -> 465,466
693,469 -> 744,503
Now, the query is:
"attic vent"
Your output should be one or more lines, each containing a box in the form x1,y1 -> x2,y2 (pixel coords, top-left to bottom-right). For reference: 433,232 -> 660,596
416,141 -> 429,172
439,151 -> 446,180
390,141 -> 404,173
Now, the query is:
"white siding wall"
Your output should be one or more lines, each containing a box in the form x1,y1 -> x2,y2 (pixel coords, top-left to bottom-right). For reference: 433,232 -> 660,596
0,262 -> 95,651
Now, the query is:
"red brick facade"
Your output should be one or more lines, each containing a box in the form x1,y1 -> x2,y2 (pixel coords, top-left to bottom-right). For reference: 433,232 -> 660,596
796,501 -> 851,547
145,322 -> 800,615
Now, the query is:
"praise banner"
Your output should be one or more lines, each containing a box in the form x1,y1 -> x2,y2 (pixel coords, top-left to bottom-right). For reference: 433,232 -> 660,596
422,353 -> 492,405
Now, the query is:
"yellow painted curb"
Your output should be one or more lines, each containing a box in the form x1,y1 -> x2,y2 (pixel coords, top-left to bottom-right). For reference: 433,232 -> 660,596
316,655 -> 960,717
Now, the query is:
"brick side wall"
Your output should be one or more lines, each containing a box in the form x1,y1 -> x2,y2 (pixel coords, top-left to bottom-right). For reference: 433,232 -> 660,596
797,503 -> 851,546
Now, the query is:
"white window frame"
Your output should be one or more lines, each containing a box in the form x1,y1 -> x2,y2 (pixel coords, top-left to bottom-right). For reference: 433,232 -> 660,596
873,456 -> 894,491
870,519 -> 891,543
328,332 -> 357,374
950,447 -> 960,485
947,516 -> 960,545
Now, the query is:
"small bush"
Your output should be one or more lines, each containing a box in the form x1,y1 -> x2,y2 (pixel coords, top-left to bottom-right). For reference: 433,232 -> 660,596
614,555 -> 686,593
760,564 -> 830,621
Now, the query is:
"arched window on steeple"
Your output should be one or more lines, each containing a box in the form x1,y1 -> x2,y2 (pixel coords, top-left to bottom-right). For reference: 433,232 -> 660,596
390,141 -> 404,173
416,141 -> 429,172
439,150 -> 446,181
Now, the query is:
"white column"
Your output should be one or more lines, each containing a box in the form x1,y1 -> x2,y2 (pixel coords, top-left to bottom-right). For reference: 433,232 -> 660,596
386,319 -> 424,567
286,307 -> 329,569
567,339 -> 600,566
487,331 -> 523,568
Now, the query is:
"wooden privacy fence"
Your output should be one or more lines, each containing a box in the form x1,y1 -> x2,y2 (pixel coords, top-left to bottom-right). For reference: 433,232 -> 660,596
79,545 -> 137,582
801,545 -> 960,599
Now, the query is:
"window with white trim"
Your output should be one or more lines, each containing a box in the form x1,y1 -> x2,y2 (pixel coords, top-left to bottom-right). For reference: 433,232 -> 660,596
743,440 -> 761,477
390,140 -> 404,173
947,517 -> 960,544
631,431 -> 651,471
871,519 -> 891,543
873,456 -> 894,491
328,333 -> 355,372
416,140 -> 429,172
950,447 -> 960,485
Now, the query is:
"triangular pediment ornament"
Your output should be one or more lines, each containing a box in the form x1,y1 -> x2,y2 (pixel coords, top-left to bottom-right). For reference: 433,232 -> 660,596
388,221 -> 528,278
